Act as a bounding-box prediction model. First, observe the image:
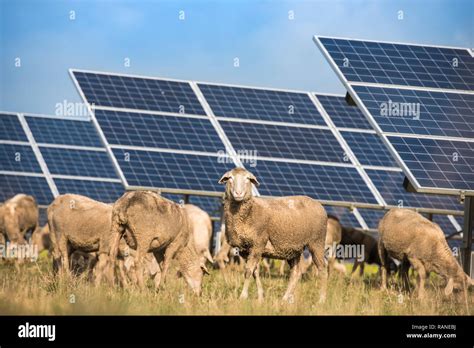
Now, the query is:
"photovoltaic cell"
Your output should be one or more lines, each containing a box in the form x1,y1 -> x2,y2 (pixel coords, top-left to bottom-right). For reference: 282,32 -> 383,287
0,144 -> 42,173
220,121 -> 346,163
431,214 -> 461,235
318,37 -> 474,91
366,169 -> 462,211
358,209 -> 386,229
0,113 -> 27,141
26,116 -> 102,148
316,94 -> 372,129
189,196 -> 222,217
199,83 -> 326,125
388,136 -> 474,191
95,109 -> 224,153
0,174 -> 53,205
112,149 -> 234,193
353,85 -> 474,138
54,178 -> 124,203
340,131 -> 398,167
73,71 -> 206,115
40,147 -> 118,178
325,206 -> 361,228
250,160 -> 378,204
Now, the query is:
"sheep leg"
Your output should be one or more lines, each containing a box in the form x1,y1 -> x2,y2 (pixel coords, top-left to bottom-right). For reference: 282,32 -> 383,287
279,260 -> 286,276
239,251 -> 261,300
308,242 -> 328,303
408,257 -> 426,300
160,239 -> 181,285
253,265 -> 264,302
282,256 -> 302,302
58,235 -> 70,276
359,262 -> 365,277
400,257 -> 411,293
378,240 -> 389,290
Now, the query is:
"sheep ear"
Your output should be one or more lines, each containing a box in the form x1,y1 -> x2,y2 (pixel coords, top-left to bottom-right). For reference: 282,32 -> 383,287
218,171 -> 232,184
444,277 -> 454,296
249,173 -> 260,187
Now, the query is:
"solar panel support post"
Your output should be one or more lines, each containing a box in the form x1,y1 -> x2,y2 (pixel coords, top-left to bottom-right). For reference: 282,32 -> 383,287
183,194 -> 190,204
462,196 -> 473,275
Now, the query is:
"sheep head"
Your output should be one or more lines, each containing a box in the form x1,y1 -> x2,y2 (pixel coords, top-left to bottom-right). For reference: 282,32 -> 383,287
218,167 -> 259,202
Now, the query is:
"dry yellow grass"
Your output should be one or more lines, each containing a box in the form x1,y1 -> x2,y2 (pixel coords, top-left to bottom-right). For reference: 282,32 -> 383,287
0,255 -> 472,315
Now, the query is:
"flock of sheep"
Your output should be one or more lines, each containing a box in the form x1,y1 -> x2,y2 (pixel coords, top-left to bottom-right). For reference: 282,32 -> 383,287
0,167 -> 472,305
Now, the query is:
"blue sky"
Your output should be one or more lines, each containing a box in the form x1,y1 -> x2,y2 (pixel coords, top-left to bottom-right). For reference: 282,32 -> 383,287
1,0 -> 472,114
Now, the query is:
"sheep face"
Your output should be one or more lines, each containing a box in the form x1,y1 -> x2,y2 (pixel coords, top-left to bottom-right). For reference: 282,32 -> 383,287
218,168 -> 260,202
176,244 -> 209,296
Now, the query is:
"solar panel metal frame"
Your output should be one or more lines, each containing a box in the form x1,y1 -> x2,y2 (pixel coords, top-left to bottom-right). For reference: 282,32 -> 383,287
314,35 -> 474,197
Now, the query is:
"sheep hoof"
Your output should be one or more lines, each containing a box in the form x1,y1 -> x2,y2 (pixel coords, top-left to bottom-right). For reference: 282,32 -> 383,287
239,292 -> 248,300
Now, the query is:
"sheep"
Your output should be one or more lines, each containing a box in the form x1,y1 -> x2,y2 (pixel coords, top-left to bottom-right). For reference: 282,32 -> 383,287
107,191 -> 208,295
30,224 -> 51,253
48,194 -> 115,276
339,225 -> 397,278
378,208 -> 473,299
0,194 -> 38,245
183,204 -> 214,265
218,167 -> 328,302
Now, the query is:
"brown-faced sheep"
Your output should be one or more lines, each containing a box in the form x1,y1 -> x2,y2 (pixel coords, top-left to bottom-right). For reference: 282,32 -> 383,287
219,167 -> 328,302
378,208 -> 473,299
184,204 -> 214,265
0,194 -> 38,244
108,191 -> 208,295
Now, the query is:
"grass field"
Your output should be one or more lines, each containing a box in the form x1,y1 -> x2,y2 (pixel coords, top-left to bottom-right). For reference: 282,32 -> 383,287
0,253 -> 472,315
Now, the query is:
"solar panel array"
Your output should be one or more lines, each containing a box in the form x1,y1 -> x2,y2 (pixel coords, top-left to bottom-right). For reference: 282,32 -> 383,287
315,36 -> 474,196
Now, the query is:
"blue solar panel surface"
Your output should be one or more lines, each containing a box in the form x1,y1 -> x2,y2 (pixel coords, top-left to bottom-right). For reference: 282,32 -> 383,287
40,147 -> 117,178
0,175 -> 53,205
388,136 -> 474,191
26,116 -> 102,147
325,206 -> 361,228
316,94 -> 372,129
220,121 -> 346,162
352,86 -> 474,138
54,178 -> 124,203
95,109 -> 223,152
73,71 -> 206,115
250,161 -> 378,204
0,113 -> 27,141
318,37 -> 474,91
366,169 -> 462,210
358,209 -> 387,229
340,131 -> 398,167
199,84 -> 326,125
431,215 -> 460,235
112,149 -> 234,192
0,144 -> 42,173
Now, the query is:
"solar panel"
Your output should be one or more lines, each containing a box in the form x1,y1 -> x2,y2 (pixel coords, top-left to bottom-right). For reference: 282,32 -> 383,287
353,85 -> 474,138
388,136 -> 474,191
431,214 -> 461,235
94,109 -> 224,152
0,113 -> 28,141
220,121 -> 346,163
73,70 -> 206,115
316,94 -> 372,129
199,83 -> 326,125
0,144 -> 42,173
325,205 -> 361,228
0,174 -> 53,205
112,149 -> 234,194
54,178 -> 124,203
366,169 -> 462,211
26,115 -> 102,147
340,131 -> 398,167
189,196 -> 222,217
358,208 -> 386,230
315,36 -> 474,196
250,160 -> 378,204
317,37 -> 473,91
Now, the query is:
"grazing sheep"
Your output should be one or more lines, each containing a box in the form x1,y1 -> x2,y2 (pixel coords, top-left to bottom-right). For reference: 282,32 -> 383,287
30,224 -> 51,253
48,194 -> 114,275
378,208 -> 473,299
340,226 -> 389,278
108,191 -> 208,295
184,204 -> 214,265
0,194 -> 39,244
219,167 -> 328,302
